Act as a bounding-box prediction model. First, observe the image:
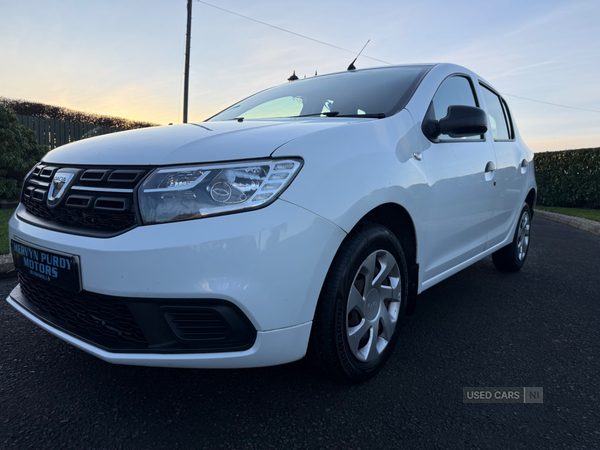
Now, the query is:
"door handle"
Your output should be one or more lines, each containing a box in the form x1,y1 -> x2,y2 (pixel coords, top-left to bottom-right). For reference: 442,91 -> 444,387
485,161 -> 496,173
521,159 -> 528,168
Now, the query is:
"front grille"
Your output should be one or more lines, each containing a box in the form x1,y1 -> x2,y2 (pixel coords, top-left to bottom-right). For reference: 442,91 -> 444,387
18,272 -> 148,347
20,164 -> 149,235
22,196 -> 136,231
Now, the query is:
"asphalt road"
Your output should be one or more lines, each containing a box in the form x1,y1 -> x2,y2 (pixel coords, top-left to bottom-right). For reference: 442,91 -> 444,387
1,216 -> 599,450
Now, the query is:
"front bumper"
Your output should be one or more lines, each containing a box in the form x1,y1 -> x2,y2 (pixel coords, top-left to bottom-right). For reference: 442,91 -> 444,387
7,295 -> 313,368
7,199 -> 346,368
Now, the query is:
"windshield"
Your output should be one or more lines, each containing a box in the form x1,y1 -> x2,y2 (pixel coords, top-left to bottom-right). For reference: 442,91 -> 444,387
207,65 -> 431,121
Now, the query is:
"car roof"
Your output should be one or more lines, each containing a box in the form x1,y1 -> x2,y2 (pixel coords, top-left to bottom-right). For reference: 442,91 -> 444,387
293,63 -> 438,82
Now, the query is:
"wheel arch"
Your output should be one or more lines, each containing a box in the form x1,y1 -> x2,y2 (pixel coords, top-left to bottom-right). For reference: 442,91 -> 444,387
308,207 -> 418,381
525,188 -> 536,216
349,203 -> 419,315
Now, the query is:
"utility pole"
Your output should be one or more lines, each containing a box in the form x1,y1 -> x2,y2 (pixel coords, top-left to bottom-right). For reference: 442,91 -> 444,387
183,0 -> 192,123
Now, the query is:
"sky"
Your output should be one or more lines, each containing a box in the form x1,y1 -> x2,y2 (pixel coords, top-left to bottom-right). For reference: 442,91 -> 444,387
1,0 -> 599,152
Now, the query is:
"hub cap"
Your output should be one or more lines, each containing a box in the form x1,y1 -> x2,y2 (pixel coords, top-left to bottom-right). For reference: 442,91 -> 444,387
346,250 -> 402,363
517,211 -> 530,261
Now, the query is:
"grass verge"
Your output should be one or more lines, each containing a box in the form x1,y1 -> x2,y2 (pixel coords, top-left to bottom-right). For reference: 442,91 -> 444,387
536,206 -> 600,223
1,208 -> 16,255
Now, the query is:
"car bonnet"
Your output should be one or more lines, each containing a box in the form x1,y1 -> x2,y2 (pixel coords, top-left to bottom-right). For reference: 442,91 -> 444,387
41,119 -> 372,166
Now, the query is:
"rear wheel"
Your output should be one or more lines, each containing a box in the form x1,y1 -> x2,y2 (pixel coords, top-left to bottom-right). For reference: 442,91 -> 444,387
492,203 -> 531,272
309,223 -> 408,383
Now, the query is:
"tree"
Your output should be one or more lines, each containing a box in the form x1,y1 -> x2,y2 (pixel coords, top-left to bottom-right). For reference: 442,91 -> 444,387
0,105 -> 48,200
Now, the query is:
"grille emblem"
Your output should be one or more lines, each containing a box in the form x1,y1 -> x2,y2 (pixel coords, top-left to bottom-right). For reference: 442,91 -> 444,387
47,170 -> 76,206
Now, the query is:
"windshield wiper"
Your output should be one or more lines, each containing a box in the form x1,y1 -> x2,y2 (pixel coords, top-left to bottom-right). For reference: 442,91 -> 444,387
335,113 -> 386,118
227,112 -> 338,121
288,112 -> 341,118
289,111 -> 385,119
231,112 -> 385,121
289,112 -> 385,119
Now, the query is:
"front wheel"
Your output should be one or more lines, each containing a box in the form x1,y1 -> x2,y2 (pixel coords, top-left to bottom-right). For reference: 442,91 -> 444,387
492,203 -> 532,272
309,223 -> 408,383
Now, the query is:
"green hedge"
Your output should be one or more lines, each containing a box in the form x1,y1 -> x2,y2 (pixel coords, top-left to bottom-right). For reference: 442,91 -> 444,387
0,105 -> 47,200
534,147 -> 600,209
0,97 -> 157,130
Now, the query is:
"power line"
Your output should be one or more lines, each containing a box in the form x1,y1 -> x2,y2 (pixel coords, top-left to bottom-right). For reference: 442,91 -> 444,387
194,0 -> 392,66
501,93 -> 600,114
195,0 -> 599,116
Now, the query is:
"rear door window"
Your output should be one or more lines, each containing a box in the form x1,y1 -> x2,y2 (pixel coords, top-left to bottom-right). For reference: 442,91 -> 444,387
480,85 -> 512,141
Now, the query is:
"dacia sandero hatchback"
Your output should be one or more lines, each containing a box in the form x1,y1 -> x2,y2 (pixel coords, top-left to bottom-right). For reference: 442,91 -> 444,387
8,63 -> 536,382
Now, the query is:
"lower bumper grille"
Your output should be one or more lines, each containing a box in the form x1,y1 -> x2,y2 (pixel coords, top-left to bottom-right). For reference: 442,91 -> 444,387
15,272 -> 257,353
18,272 -> 148,347
164,309 -> 228,340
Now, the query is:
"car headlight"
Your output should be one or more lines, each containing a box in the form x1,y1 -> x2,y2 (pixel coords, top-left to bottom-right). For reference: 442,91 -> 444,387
138,159 -> 302,225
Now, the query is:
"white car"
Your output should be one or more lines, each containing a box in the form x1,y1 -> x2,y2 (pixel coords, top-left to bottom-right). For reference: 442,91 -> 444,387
7,63 -> 536,383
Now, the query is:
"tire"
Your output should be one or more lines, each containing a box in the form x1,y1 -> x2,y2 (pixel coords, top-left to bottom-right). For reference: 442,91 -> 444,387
492,203 -> 532,272
309,222 -> 408,384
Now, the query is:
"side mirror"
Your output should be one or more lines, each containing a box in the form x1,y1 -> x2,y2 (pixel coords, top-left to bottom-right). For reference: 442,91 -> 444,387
423,105 -> 488,140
